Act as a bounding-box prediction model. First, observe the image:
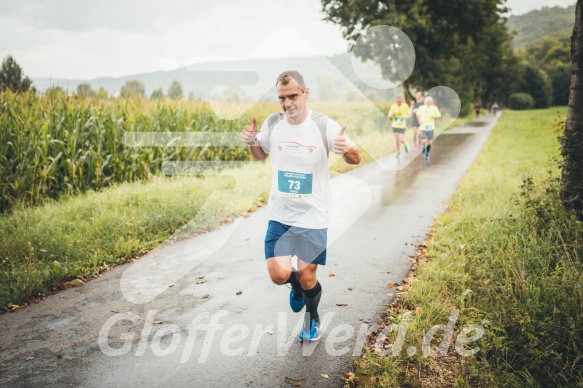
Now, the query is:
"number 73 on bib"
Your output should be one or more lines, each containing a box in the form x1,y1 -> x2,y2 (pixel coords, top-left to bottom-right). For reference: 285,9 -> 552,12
278,170 -> 313,196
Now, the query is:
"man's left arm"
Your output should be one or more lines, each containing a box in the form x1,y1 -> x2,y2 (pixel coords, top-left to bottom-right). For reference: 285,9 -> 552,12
342,146 -> 361,165
333,124 -> 361,165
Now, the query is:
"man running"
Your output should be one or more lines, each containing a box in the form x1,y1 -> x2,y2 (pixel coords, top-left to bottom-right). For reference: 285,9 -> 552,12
240,70 -> 361,342
416,96 -> 441,161
387,95 -> 410,159
409,91 -> 424,150
474,101 -> 481,118
492,101 -> 499,115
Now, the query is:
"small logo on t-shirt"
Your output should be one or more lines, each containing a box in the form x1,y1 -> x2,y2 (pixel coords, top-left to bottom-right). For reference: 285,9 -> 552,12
276,142 -> 317,153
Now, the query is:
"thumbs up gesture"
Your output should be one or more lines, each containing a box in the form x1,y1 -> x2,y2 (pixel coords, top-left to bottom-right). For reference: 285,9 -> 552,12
333,124 -> 348,155
241,115 -> 258,145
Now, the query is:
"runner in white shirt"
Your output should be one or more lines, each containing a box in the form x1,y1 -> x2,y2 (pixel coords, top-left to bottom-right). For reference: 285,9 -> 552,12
416,96 -> 441,161
240,70 -> 361,342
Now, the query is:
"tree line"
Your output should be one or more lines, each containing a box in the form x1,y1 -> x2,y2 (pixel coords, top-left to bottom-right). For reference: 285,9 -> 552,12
70,79 -> 187,100
0,56 -> 189,100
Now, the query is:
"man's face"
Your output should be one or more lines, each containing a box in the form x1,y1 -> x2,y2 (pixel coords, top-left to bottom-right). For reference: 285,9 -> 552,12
416,91 -> 423,101
424,97 -> 433,106
277,78 -> 309,123
396,96 -> 403,105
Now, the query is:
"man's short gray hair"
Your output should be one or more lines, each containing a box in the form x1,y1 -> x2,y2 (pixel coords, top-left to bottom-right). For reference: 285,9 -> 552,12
276,70 -> 306,90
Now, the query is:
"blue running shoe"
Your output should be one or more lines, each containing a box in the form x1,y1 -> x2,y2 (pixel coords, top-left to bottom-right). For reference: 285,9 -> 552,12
421,146 -> 426,154
404,143 -> 410,153
299,316 -> 321,342
396,152 -> 401,159
424,153 -> 430,161
290,289 -> 305,313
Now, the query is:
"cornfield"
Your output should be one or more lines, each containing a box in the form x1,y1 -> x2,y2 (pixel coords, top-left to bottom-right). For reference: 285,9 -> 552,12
0,90 -> 395,213
0,91 -> 278,212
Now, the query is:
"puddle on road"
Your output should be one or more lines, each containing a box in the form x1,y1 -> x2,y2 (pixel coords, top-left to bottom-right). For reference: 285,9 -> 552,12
380,133 -> 474,205
464,121 -> 489,127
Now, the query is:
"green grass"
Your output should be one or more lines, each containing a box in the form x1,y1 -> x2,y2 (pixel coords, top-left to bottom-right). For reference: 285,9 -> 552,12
0,163 -> 272,309
349,107 -> 583,387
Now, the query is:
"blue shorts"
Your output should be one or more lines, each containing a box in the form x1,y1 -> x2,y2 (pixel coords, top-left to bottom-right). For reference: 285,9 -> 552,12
264,220 -> 327,265
420,130 -> 435,141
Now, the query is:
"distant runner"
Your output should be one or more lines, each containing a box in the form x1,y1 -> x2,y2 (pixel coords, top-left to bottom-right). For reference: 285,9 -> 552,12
474,101 -> 481,118
387,95 -> 410,159
240,70 -> 361,342
409,91 -> 424,150
492,101 -> 499,115
416,96 -> 441,161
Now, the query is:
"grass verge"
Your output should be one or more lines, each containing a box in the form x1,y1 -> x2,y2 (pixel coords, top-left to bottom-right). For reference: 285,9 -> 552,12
0,164 -> 272,310
347,107 -> 583,387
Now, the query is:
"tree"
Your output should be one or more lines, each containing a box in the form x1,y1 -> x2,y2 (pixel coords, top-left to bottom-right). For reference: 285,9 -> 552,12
479,23 -> 523,106
547,64 -> 571,105
561,0 -> 583,217
45,85 -> 65,98
525,36 -> 571,105
120,80 -> 146,99
167,80 -> 183,100
508,92 -> 535,110
76,83 -> 94,98
0,55 -> 33,92
320,0 -> 514,108
151,88 -> 164,99
95,87 -> 109,99
518,64 -> 553,108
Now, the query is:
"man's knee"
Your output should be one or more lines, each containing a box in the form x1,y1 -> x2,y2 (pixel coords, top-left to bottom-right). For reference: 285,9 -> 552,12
266,256 -> 293,285
268,267 -> 291,285
297,269 -> 317,289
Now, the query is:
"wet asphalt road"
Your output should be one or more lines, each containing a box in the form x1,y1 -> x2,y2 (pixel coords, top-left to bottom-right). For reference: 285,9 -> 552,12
0,115 -> 498,388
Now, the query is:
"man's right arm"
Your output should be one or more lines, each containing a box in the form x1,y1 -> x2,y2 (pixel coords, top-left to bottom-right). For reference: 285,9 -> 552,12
240,115 -> 269,161
248,142 -> 268,161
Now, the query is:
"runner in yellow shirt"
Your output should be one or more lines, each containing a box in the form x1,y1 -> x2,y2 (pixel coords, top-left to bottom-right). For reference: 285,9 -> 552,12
416,96 -> 441,161
387,96 -> 410,159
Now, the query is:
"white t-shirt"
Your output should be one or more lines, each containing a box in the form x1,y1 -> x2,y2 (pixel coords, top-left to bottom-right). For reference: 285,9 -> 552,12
256,110 -> 356,229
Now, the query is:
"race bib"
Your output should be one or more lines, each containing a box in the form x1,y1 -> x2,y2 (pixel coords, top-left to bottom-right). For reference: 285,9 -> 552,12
395,117 -> 403,123
278,170 -> 313,196
425,125 -> 432,130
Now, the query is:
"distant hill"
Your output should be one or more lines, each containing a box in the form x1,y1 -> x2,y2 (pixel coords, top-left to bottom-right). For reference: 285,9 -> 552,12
507,4 -> 576,48
32,53 -> 397,101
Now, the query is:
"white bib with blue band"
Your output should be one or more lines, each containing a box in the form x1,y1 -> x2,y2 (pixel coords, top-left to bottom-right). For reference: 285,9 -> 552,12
278,170 -> 313,197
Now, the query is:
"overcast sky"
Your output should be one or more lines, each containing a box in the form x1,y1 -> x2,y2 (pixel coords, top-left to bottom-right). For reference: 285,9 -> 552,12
0,0 -> 576,80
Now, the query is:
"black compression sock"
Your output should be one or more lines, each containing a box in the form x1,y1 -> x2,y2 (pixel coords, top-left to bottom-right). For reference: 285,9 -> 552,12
302,281 -> 322,320
285,271 -> 303,299
426,144 -> 431,154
